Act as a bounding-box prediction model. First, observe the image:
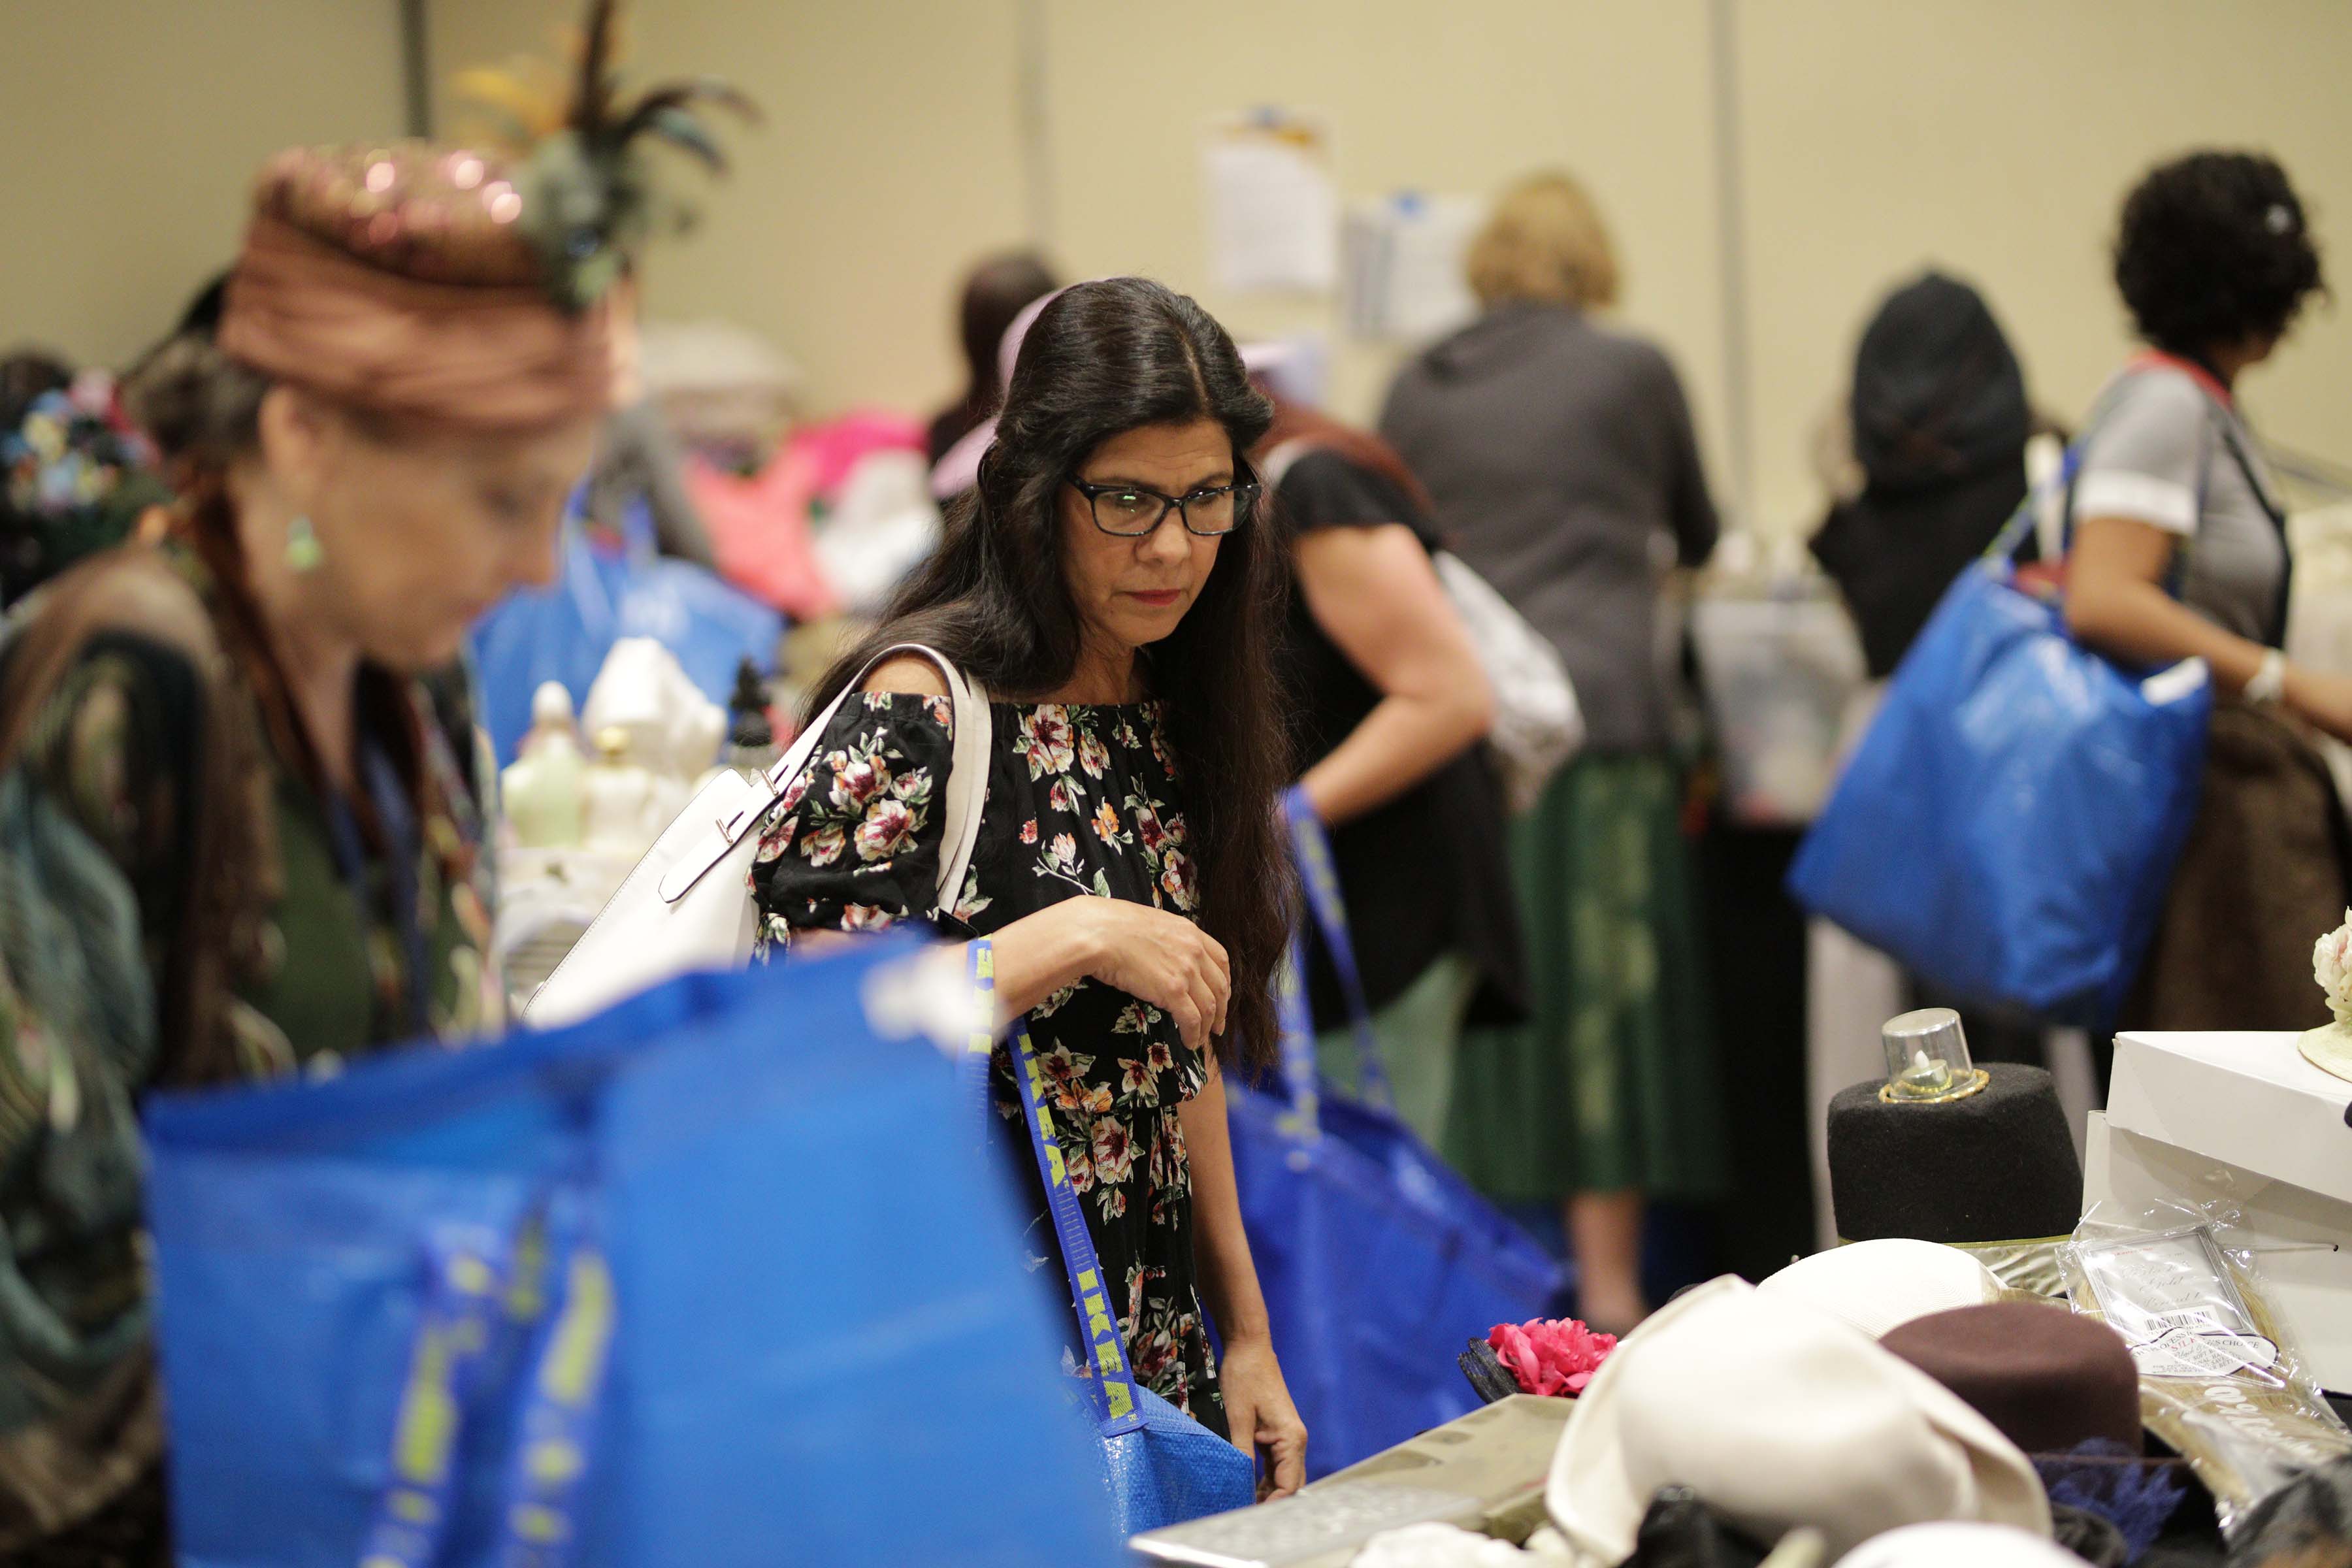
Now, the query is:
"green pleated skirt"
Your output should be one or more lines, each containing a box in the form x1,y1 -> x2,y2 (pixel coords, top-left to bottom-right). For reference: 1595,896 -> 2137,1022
1441,754 -> 1727,1203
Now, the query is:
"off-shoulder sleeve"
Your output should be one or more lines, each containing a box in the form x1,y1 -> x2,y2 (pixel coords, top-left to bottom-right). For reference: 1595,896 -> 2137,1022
747,690 -> 956,956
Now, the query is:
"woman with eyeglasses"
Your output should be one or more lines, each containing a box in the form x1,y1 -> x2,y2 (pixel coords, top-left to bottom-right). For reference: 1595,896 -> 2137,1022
749,278 -> 1309,1494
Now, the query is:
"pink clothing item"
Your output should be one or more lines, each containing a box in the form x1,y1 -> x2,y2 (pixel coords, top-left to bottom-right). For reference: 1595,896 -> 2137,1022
688,410 -> 928,618
687,447 -> 836,620
931,287 -> 1070,500
793,408 -> 923,498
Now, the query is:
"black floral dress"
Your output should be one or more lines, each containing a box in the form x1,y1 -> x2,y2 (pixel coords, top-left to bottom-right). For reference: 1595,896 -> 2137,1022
748,693 -> 1226,1435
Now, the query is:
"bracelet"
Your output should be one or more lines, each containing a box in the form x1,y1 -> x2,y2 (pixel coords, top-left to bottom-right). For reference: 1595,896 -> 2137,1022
2246,649 -> 2289,706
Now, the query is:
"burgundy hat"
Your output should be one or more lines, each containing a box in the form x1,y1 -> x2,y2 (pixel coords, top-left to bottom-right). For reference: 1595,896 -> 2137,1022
1882,1301 -> 2142,1456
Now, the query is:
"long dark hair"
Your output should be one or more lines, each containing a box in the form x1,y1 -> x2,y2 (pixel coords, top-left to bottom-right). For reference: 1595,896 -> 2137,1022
951,252 -> 1058,429
815,277 -> 1295,1072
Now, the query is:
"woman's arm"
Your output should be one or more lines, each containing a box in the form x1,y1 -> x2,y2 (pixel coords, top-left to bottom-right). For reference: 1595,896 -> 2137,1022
2067,514 -> 2352,738
851,655 -> 1237,1049
1293,523 -> 1495,827
1179,1060 -> 1307,1496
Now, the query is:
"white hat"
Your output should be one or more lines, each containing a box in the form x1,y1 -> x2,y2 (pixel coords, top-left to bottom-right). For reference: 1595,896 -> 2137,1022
1546,1277 -> 2050,1564
1757,1239 -> 2005,1340
1833,1522 -> 2085,1567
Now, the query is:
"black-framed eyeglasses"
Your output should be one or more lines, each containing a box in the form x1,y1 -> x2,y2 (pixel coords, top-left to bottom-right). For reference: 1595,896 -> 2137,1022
1067,477 -> 1260,538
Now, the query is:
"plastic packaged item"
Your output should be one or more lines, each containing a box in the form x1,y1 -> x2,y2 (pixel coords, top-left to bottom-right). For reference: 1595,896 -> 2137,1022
1689,588 -> 1867,826
2061,1203 -> 2352,1532
500,681 -> 587,849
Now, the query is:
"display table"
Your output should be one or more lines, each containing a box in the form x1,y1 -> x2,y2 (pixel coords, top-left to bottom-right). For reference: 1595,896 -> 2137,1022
2083,1030 -> 2352,1390
1130,1396 -> 1572,1565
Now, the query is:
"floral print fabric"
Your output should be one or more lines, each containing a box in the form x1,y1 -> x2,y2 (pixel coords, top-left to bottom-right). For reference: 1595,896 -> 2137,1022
749,693 -> 1225,1430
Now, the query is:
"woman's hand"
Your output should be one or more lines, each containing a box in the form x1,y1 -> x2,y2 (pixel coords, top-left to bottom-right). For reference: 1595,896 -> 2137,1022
1218,1334 -> 1308,1500
1060,898 -> 1231,1053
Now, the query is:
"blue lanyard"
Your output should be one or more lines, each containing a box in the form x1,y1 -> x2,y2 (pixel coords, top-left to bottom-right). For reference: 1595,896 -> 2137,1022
323,728 -> 433,1031
1280,789 -> 1391,1107
966,940 -> 1145,1436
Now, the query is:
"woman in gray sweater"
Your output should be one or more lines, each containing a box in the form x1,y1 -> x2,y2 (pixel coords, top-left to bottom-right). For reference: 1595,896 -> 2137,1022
1380,171 -> 1721,1332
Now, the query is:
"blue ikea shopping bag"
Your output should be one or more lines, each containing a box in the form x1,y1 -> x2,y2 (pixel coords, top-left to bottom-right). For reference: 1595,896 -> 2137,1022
1224,806 -> 1563,1477
143,941 -> 1122,1568
471,495 -> 782,765
964,944 -> 1256,1537
1788,501 -> 2212,1026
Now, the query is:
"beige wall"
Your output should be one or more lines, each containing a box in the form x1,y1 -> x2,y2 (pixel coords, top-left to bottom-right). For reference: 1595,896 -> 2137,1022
0,0 -> 407,368
1738,0 -> 2352,531
427,0 -> 1034,429
1036,0 -> 1731,510
15,1 -> 2349,543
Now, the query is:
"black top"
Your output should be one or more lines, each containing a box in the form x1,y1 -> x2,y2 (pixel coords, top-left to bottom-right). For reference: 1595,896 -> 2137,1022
1810,272 -> 2033,679
1275,448 -> 1530,1032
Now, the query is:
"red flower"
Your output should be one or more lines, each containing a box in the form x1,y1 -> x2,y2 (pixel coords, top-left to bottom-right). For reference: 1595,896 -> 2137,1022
1487,1317 -> 1617,1397
1092,1117 -> 1136,1184
1020,706 -> 1075,778
828,754 -> 890,811
1159,849 -> 1196,911
1021,818 -> 1039,845
854,798 -> 917,862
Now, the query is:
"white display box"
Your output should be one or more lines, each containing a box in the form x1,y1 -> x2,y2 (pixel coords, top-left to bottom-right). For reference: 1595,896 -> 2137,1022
2083,1031 -> 2352,1390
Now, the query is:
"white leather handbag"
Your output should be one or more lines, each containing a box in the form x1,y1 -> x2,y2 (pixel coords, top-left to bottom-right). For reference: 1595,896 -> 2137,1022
525,644 -> 993,1028
1260,438 -> 1584,815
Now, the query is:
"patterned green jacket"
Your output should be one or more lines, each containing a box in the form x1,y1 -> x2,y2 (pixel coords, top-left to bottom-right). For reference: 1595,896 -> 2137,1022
0,544 -> 498,1548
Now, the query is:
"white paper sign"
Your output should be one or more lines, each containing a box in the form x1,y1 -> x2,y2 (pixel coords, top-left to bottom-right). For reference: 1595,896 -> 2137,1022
1343,192 -> 1484,342
1203,112 -> 1337,295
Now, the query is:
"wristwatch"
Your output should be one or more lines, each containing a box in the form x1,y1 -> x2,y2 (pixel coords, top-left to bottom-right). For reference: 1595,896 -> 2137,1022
2246,649 -> 2289,706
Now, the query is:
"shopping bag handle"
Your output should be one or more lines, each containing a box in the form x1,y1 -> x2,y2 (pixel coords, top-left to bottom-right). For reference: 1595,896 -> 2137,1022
964,941 -> 1145,1439
360,1222 -> 519,1568
1281,790 -> 1393,1107
359,1192 -> 616,1568
491,1195 -> 615,1568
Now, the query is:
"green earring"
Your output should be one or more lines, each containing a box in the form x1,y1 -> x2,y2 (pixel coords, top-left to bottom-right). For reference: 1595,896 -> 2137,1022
286,514 -> 323,574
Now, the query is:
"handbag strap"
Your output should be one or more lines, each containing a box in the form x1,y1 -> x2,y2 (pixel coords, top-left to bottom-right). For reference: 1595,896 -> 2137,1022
1280,790 -> 1393,1107
2128,351 -> 2295,645
964,939 -> 1145,1437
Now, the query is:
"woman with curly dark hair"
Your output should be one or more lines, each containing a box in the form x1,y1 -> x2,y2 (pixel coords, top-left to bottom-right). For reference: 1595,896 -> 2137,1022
2066,150 -> 2344,1028
752,277 -> 1310,1492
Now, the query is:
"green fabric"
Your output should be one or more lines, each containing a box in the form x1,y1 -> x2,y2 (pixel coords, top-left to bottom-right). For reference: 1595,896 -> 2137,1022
0,771 -> 154,1428
1441,754 -> 1726,1202
1313,950 -> 1478,1149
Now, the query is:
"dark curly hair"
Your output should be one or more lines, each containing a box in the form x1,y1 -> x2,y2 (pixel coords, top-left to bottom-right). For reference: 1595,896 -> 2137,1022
815,277 -> 1297,1073
2114,150 -> 2326,361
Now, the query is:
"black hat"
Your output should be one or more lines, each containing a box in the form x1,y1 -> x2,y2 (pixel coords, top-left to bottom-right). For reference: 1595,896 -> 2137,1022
1828,1012 -> 2082,1245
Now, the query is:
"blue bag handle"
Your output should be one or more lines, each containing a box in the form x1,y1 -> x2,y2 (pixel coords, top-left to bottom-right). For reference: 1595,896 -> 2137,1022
361,1224 -> 517,1568
965,941 -> 1145,1439
493,1196 -> 615,1568
1279,790 -> 1393,1109
360,1192 -> 617,1568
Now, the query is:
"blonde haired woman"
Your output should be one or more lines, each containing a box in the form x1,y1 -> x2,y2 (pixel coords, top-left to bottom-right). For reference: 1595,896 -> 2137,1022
1380,170 -> 1721,1333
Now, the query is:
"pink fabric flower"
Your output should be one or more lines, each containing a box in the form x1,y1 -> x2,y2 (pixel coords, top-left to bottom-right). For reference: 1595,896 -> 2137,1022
1487,1317 -> 1617,1397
